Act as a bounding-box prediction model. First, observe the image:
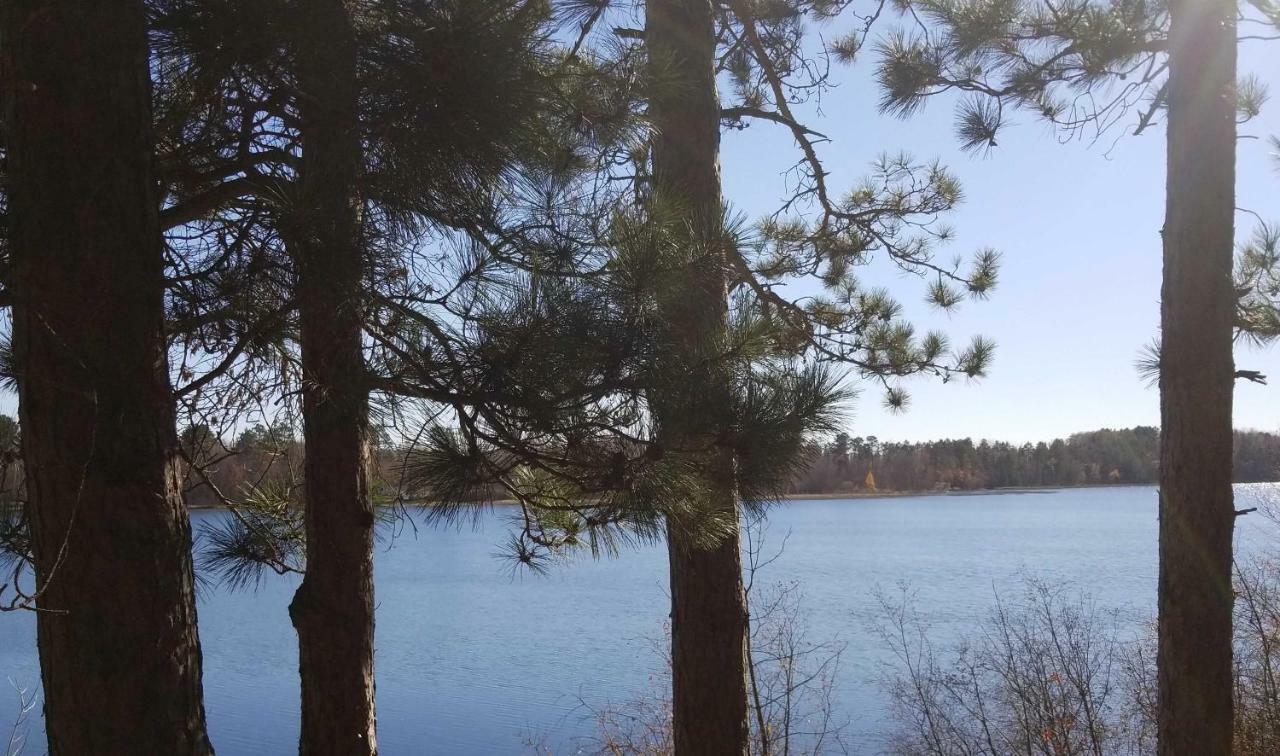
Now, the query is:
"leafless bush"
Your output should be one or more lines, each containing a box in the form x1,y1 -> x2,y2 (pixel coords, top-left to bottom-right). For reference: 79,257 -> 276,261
744,516 -> 848,756
4,679 -> 38,756
563,579 -> 847,756
1233,486 -> 1280,756
1234,554 -> 1280,755
535,518 -> 848,755
746,580 -> 849,755
876,579 -> 1150,756
573,677 -> 674,756
879,524 -> 1280,756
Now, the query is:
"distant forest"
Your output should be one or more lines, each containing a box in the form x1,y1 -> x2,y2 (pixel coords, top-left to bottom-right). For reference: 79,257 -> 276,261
791,427 -> 1280,494
167,423 -> 1280,506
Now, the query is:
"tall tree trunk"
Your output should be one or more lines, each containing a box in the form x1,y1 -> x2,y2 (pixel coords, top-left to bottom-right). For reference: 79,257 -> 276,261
1,1 -> 213,753
646,1 -> 751,753
286,2 -> 378,754
1157,0 -> 1237,753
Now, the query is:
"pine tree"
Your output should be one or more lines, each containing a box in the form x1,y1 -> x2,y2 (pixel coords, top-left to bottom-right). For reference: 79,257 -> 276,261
1157,4 -> 1238,749
1235,146 -> 1280,347
256,5 -> 994,752
544,3 -> 998,752
1,0 -> 213,752
645,1 -> 752,749
149,3 -> 569,751
863,0 -> 1277,750
285,2 -> 378,752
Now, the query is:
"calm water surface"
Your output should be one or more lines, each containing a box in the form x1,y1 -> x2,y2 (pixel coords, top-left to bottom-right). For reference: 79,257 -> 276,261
3,485 -> 1276,754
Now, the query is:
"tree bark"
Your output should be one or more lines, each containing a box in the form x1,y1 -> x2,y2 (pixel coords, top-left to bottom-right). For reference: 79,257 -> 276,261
646,1 -> 751,753
1,1 -> 213,753
1157,1 -> 1237,754
286,2 -> 378,754
666,516 -> 751,754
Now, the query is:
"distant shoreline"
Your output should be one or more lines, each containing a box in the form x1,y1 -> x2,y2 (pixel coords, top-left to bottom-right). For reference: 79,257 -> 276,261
187,482 -> 1178,511
781,482 -> 1158,501
188,481 -> 1280,511
780,488 -> 1053,501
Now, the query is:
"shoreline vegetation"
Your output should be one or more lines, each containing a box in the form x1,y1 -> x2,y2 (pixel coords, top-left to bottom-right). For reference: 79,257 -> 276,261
185,482 -> 1216,510
178,425 -> 1280,511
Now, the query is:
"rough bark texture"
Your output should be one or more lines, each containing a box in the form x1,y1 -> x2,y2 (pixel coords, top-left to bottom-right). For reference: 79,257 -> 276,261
646,1 -> 751,753
1,1 -> 213,753
286,1 -> 378,754
665,517 -> 751,755
1157,0 -> 1237,754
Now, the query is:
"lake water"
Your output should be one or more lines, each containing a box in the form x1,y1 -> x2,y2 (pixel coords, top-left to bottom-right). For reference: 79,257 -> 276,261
2,485 -> 1277,754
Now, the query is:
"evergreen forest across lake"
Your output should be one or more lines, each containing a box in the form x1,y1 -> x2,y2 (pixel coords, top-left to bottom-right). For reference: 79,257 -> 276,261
177,424 -> 1280,508
793,427 -> 1280,494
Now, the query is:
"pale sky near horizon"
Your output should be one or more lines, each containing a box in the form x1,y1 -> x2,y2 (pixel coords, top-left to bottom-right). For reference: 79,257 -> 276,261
719,33 -> 1280,445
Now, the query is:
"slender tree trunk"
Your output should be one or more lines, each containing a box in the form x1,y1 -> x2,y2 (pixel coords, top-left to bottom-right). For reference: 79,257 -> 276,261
286,2 -> 378,754
1,1 -> 213,753
1157,0 -> 1237,753
646,1 -> 751,753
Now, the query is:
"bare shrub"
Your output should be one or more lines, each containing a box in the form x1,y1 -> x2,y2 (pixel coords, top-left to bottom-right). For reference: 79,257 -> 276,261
879,533 -> 1280,756
4,679 -> 38,756
1233,486 -> 1280,755
576,678 -> 674,756
566,581 -> 847,756
876,579 -> 1150,756
748,581 -> 847,754
1233,554 -> 1280,755
538,518 -> 848,755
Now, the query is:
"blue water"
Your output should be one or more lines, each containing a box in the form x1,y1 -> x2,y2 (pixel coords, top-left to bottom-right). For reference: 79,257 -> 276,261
2,485 -> 1275,754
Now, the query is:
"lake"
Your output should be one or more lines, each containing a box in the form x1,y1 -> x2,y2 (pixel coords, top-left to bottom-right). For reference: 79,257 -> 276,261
3,485 -> 1277,754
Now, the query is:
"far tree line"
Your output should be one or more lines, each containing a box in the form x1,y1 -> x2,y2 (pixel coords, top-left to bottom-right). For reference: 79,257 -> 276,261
22,419 -> 1266,508
793,427 -> 1280,494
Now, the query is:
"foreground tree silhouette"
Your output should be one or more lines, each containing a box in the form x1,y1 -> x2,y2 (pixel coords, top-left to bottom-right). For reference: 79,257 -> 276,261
512,3 -> 997,750
148,3 -> 377,746
150,3 -> 565,750
286,2 -> 378,753
1157,2 -> 1238,751
1,0 -> 213,752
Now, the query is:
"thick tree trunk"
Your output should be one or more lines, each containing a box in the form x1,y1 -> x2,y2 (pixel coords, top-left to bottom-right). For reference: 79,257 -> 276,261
666,514 -> 750,754
286,2 -> 378,754
646,1 -> 751,753
1157,1 -> 1237,754
1,1 -> 213,753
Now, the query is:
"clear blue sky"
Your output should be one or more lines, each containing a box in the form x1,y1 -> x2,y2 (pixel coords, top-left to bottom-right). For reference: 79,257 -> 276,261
720,37 -> 1280,445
